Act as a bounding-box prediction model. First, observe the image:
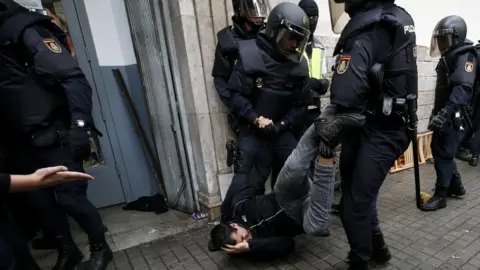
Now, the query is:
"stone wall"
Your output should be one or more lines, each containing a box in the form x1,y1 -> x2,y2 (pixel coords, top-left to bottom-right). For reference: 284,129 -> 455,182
316,35 -> 438,134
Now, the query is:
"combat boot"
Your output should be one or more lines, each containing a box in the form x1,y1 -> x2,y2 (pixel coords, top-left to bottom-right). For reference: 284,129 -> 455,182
53,235 -> 83,270
372,231 -> 391,263
448,173 -> 466,197
420,188 -> 447,211
456,148 -> 472,162
348,261 -> 369,270
86,240 -> 113,270
469,154 -> 479,167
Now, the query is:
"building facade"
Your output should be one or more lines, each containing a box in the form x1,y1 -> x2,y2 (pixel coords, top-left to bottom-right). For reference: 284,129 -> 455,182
43,0 -> 478,218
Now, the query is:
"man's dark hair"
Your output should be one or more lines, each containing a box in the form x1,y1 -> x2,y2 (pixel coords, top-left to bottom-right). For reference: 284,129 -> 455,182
208,223 -> 237,251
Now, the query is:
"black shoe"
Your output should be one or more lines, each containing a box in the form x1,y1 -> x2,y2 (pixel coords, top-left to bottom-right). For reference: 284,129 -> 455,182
449,174 -> 466,197
456,148 -> 472,162
53,236 -> 83,270
348,261 -> 369,270
420,196 -> 447,211
87,241 -> 113,270
372,231 -> 391,263
470,154 -> 479,167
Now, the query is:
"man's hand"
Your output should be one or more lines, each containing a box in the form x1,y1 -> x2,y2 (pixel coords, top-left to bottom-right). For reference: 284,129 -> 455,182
255,116 -> 273,128
428,108 -> 450,131
314,105 -> 366,147
222,240 -> 250,254
318,140 -> 336,158
69,126 -> 91,162
32,166 -> 93,187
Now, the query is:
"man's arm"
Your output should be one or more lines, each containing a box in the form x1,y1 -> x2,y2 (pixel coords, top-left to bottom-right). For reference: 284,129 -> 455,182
20,25 -> 93,124
228,59 -> 259,124
212,43 -> 235,106
448,53 -> 477,107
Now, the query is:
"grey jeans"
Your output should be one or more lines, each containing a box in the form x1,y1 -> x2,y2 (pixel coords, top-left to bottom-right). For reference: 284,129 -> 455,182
274,125 -> 336,236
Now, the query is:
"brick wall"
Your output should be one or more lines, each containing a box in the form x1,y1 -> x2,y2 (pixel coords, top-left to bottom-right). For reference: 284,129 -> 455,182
317,35 -> 438,134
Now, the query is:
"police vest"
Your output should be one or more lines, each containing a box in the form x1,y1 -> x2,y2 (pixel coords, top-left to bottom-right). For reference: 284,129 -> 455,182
0,11 -> 67,134
236,39 -> 309,122
303,41 -> 325,79
433,44 -> 477,113
333,5 -> 418,101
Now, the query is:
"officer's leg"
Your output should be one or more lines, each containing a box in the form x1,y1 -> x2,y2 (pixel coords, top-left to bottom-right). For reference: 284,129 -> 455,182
457,128 -> 473,161
41,143 -> 112,269
422,125 -> 465,211
221,132 -> 262,222
271,131 -> 298,188
370,193 -> 391,263
274,126 -> 321,227
469,129 -> 480,166
341,126 -> 408,267
247,146 -> 272,195
449,160 -> 467,196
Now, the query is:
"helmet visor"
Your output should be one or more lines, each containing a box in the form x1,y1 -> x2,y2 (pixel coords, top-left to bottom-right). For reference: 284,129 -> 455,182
276,20 -> 310,63
328,0 -> 350,34
429,29 -> 454,57
239,0 -> 268,22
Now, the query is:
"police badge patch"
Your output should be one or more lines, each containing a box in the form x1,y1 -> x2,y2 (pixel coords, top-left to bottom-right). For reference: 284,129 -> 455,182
465,61 -> 474,72
43,39 -> 62,53
336,56 -> 351,74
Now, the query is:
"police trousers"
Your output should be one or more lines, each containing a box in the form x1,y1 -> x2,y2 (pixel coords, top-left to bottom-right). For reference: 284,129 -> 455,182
339,117 -> 409,263
6,140 -> 105,244
221,127 -> 297,221
431,122 -> 465,189
274,125 -> 335,236
0,206 -> 39,270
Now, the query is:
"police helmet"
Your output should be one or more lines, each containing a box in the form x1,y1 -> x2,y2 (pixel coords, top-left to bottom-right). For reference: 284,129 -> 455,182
265,2 -> 310,63
232,0 -> 267,24
430,15 -> 467,57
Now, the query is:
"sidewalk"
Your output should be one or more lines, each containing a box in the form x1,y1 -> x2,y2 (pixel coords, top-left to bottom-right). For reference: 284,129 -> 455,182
86,161 -> 480,269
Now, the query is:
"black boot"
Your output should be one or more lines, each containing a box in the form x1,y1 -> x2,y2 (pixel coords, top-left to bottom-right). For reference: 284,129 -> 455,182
348,260 -> 369,270
449,173 -> 466,197
86,241 -> 113,270
53,235 -> 83,270
420,188 -> 447,211
372,231 -> 391,263
469,154 -> 479,167
456,148 -> 472,162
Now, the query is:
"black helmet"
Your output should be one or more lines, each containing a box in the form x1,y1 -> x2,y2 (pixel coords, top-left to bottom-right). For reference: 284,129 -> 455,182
430,15 -> 467,57
333,0 -> 391,16
232,0 -> 267,23
265,2 -> 310,63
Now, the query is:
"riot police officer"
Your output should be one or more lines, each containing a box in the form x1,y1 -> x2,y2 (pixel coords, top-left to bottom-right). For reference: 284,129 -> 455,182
220,2 -> 314,222
421,15 -> 473,211
294,0 -> 329,140
0,1 -> 112,269
316,0 -> 417,268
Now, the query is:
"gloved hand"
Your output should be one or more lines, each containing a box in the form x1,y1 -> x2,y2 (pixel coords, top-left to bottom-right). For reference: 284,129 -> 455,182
304,77 -> 330,95
428,108 -> 450,131
69,126 -> 91,163
318,139 -> 336,158
314,104 -> 366,147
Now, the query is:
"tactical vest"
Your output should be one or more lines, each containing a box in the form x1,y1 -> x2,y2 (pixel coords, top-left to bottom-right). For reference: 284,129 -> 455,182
0,11 -> 67,135
333,5 -> 418,105
433,44 -> 477,113
236,39 -> 309,122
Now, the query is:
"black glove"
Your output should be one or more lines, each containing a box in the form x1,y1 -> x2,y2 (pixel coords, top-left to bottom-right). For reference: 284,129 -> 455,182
314,105 -> 366,147
428,108 -> 450,131
319,140 -> 336,158
69,126 -> 91,163
304,77 -> 330,95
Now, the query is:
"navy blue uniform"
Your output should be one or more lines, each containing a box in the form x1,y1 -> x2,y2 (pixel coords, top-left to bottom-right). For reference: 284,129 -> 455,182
431,48 -> 476,189
330,4 -> 416,265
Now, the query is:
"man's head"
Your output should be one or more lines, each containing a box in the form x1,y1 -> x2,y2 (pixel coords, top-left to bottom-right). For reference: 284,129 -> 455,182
333,0 -> 393,16
232,0 -> 267,33
208,223 -> 252,251
430,15 -> 467,57
298,0 -> 318,41
265,2 -> 310,63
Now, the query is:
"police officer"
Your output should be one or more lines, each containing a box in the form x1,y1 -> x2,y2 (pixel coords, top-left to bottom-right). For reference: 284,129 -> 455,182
0,1 -> 112,269
294,0 -> 329,140
316,0 -> 417,268
220,2 -> 314,223
421,15 -> 473,211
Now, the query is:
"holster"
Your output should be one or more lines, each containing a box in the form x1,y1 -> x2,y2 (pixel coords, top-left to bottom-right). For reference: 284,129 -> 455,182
30,121 -> 68,148
226,139 -> 236,167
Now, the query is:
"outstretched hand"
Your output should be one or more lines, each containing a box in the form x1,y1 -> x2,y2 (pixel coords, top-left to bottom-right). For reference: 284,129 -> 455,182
33,166 -> 93,187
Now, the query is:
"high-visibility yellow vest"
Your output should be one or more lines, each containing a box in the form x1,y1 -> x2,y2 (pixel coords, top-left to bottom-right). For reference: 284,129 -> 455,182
303,47 -> 324,79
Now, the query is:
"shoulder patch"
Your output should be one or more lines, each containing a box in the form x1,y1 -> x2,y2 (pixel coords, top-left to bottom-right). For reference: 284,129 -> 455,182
336,55 -> 351,74
465,61 -> 474,72
43,39 -> 62,53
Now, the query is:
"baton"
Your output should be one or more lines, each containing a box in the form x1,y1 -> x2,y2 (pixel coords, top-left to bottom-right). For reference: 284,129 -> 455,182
406,94 -> 422,209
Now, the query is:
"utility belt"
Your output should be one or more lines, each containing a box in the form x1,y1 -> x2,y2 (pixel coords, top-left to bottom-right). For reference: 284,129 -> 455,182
366,94 -> 418,131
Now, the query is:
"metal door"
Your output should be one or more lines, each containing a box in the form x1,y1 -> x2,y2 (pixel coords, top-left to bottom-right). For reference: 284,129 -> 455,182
61,0 -> 126,207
